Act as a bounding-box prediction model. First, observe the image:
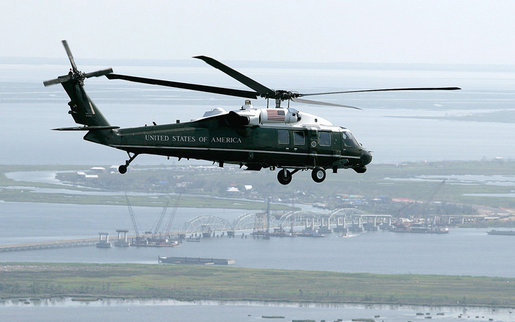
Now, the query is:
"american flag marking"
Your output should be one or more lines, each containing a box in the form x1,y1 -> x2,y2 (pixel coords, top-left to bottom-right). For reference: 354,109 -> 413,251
267,109 -> 285,121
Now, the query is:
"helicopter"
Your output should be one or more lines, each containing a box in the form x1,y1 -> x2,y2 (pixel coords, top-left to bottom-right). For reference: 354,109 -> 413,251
44,40 -> 460,185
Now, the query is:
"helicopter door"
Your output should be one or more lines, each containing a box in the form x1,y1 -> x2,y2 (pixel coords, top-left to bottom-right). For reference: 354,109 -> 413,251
331,132 -> 342,156
277,129 -> 290,150
292,130 -> 307,153
277,129 -> 292,163
291,130 -> 309,165
307,129 -> 320,167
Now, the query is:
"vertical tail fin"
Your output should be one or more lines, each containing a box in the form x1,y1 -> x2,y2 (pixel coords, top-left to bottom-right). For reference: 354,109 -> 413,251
43,40 -> 113,127
61,80 -> 110,127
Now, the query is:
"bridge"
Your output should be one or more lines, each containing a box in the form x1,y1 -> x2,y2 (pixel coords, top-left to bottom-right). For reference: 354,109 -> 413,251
0,238 -> 97,253
0,209 -> 395,252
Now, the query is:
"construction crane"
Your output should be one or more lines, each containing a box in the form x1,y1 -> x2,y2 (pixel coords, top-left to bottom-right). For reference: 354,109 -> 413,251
152,196 -> 171,237
266,197 -> 271,235
398,180 -> 446,218
164,194 -> 182,236
124,193 -> 140,238
422,179 -> 446,223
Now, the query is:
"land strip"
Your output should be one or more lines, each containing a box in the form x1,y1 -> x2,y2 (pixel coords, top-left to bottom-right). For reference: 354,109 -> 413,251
2,161 -> 515,216
0,188 -> 291,210
0,263 -> 513,308
0,165 -> 292,210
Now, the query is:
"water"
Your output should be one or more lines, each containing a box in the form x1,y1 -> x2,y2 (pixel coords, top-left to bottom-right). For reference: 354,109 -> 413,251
0,202 -> 513,277
0,202 -> 244,245
0,298 -> 513,322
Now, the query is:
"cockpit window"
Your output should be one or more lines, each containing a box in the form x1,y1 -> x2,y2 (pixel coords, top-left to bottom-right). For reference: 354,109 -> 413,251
342,131 -> 360,148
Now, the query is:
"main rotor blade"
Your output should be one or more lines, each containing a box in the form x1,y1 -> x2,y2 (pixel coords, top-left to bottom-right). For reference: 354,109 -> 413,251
298,87 -> 461,97
61,40 -> 78,73
292,97 -> 361,110
84,68 -> 113,78
106,73 -> 258,99
194,55 -> 276,98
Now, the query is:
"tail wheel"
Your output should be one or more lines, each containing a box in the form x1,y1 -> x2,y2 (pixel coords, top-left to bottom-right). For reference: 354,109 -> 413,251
118,165 -> 128,174
277,169 -> 292,185
311,167 -> 326,183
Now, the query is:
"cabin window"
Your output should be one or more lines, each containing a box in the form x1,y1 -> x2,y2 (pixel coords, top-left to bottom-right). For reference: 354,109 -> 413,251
277,130 -> 289,144
319,132 -> 331,146
342,131 -> 360,148
293,131 -> 305,145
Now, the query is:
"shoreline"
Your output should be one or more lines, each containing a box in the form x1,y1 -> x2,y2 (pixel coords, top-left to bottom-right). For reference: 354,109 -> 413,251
2,296 -> 514,311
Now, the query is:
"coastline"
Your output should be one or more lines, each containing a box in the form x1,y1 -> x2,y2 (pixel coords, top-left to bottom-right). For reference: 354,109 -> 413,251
2,296 -> 514,311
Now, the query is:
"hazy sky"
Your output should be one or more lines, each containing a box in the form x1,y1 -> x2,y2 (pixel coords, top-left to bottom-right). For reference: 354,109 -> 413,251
2,0 -> 515,64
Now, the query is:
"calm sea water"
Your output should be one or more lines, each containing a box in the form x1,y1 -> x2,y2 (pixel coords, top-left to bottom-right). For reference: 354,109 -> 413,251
0,298 -> 513,322
0,202 -> 513,278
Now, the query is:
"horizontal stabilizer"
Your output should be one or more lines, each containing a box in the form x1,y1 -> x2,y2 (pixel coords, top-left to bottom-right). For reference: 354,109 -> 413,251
53,125 -> 120,131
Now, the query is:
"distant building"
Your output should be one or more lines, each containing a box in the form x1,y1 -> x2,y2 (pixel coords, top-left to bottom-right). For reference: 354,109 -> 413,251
89,167 -> 106,174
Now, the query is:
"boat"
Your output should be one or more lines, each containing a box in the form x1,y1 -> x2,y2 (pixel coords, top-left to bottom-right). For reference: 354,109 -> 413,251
391,224 -> 449,234
185,236 -> 201,242
95,241 -> 111,248
113,240 -> 130,247
131,236 -> 180,247
295,230 -> 325,238
96,232 -> 112,248
158,256 -> 235,265
487,230 -> 515,236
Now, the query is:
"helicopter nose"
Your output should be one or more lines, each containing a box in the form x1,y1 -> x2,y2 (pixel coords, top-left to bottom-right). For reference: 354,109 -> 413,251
360,150 -> 372,165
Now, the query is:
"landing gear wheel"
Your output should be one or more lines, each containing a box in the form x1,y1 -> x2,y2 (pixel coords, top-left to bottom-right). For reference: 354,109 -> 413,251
118,152 -> 139,175
277,169 -> 292,185
311,167 -> 326,183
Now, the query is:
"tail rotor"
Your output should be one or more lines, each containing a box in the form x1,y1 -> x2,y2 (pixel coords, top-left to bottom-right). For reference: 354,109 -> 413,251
43,40 -> 113,87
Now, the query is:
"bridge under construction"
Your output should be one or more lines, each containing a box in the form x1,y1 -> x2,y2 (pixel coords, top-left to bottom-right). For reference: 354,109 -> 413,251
0,208 -> 395,252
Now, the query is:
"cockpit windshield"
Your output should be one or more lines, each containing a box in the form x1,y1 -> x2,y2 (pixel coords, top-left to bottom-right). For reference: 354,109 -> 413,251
342,131 -> 360,148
